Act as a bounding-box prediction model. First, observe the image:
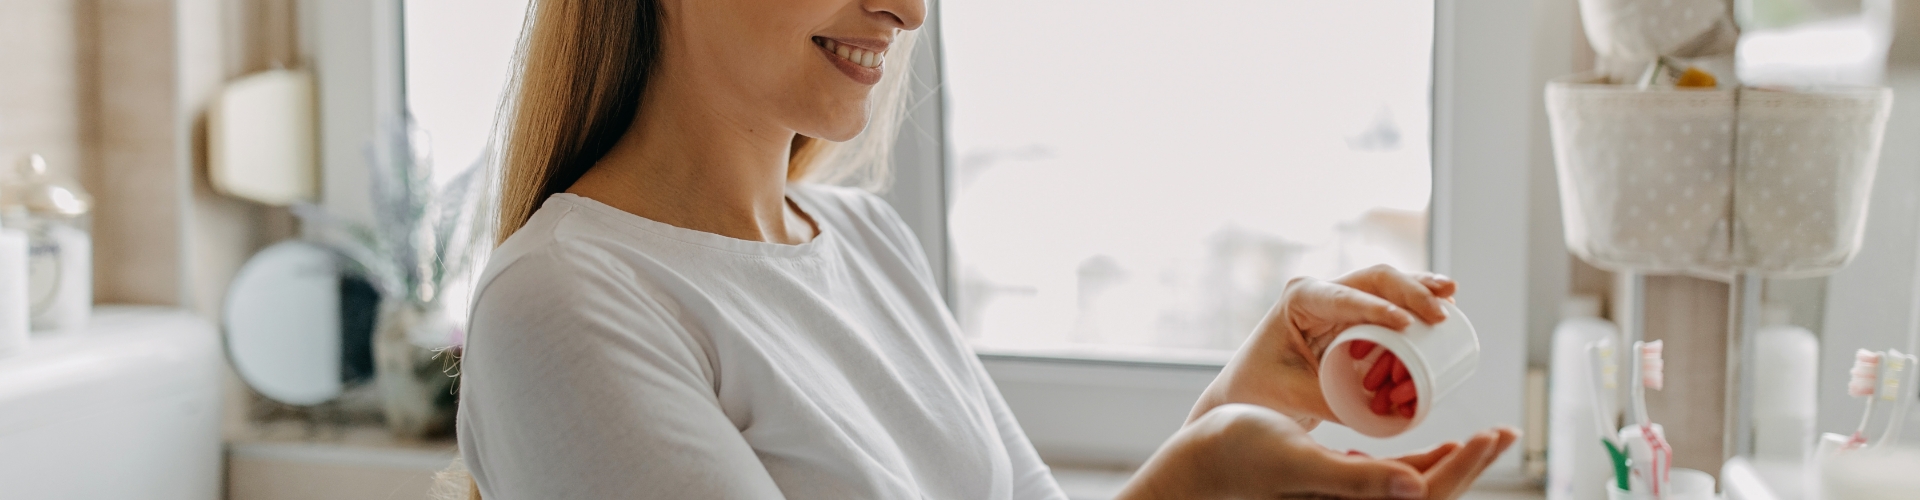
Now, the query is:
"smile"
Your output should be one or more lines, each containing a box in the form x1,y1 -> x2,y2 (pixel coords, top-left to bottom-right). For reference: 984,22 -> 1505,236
813,37 -> 885,69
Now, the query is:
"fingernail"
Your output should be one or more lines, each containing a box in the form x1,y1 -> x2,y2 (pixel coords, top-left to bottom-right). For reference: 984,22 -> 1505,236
1390,476 -> 1423,499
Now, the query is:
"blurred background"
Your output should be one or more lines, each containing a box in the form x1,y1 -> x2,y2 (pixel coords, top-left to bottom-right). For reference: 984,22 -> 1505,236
2,0 -> 1920,499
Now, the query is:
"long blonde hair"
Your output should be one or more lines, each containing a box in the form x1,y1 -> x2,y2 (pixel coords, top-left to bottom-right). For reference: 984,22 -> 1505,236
442,1 -> 919,497
491,0 -> 917,244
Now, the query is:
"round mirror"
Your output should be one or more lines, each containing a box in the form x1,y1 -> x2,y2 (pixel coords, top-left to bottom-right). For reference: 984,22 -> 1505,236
223,240 -> 379,406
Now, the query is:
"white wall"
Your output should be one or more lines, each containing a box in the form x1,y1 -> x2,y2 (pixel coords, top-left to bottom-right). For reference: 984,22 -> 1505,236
1819,69 -> 1920,435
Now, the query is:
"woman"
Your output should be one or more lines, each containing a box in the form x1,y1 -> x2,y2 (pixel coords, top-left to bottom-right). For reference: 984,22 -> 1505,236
455,0 -> 1518,498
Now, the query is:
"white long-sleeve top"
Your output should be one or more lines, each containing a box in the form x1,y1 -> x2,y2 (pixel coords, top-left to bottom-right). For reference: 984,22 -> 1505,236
456,185 -> 1067,499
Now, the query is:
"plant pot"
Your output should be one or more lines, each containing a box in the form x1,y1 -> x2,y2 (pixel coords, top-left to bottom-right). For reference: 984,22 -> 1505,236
372,301 -> 459,439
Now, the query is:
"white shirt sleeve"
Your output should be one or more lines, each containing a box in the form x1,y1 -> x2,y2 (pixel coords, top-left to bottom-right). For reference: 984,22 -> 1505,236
852,192 -> 1069,499
458,247 -> 786,500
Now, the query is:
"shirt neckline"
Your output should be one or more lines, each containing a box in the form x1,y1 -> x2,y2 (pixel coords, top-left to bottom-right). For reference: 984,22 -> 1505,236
548,187 -> 834,259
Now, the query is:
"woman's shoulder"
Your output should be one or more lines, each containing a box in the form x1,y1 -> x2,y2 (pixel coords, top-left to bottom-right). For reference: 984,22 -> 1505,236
471,197 -> 677,322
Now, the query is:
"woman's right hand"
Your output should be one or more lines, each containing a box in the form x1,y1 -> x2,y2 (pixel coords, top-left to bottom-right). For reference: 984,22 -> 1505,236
1118,404 -> 1518,500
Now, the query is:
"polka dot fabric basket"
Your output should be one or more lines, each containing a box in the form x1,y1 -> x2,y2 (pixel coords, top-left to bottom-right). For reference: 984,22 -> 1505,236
1547,75 -> 1892,278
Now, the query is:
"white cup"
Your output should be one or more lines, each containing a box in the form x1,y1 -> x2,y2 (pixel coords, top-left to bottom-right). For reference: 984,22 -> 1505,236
1319,301 -> 1480,437
1607,468 -> 1718,500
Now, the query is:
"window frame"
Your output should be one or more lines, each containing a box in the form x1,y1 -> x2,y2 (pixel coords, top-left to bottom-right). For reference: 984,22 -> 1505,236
303,0 -> 405,232
892,0 -> 1548,466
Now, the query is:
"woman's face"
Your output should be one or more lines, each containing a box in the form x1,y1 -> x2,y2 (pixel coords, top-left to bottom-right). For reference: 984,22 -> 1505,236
664,0 -> 925,142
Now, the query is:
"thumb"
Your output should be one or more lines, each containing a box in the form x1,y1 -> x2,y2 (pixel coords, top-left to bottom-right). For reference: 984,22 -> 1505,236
1288,451 -> 1427,500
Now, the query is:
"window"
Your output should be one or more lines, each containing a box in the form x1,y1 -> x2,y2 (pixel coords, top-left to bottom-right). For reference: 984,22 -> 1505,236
400,0 -> 530,315
402,0 -> 529,184
941,0 -> 1437,361
910,0 -> 1542,463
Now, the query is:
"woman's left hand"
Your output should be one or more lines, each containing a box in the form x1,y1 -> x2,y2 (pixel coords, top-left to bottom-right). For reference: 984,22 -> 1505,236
1190,264 -> 1456,426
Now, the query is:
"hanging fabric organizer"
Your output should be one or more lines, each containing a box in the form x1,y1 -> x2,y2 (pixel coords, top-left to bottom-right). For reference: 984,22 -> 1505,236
1547,74 -> 1893,279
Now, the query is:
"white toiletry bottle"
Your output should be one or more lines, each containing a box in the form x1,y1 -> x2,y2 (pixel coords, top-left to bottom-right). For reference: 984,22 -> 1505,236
0,213 -> 29,357
1,154 -> 92,334
1548,296 -> 1618,500
1752,307 -> 1818,462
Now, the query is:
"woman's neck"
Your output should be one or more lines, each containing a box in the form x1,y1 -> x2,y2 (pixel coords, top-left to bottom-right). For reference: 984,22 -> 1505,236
566,78 -> 816,245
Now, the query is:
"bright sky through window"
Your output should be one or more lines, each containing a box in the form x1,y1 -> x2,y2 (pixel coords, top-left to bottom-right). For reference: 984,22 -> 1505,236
943,0 -> 1436,361
403,0 -> 529,185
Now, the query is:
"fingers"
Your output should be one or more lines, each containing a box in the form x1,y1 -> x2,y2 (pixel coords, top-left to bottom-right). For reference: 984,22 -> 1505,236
1417,274 -> 1457,300
1295,279 -> 1415,332
1421,427 -> 1519,500
1490,427 -> 1520,462
1420,431 -> 1495,499
1392,442 -> 1460,472
1336,265 -> 1451,325
1291,450 -> 1427,500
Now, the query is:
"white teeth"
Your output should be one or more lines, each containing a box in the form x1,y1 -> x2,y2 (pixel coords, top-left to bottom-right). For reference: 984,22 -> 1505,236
818,38 -> 883,69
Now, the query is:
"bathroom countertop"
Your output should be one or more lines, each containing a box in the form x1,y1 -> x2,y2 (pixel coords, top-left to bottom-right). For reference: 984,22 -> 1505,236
228,421 -> 457,468
226,423 -> 457,500
224,423 -> 1550,500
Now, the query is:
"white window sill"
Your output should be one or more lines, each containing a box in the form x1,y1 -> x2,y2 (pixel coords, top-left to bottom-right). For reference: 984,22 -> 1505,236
1052,465 -> 1544,500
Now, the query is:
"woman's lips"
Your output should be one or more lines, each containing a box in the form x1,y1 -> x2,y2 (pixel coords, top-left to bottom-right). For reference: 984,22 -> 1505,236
813,37 -> 885,85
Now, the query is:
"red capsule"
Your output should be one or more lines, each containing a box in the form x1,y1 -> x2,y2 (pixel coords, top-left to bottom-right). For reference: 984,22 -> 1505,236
1349,340 -> 1377,358
1396,401 -> 1417,418
1364,352 -> 1396,390
1370,384 -> 1394,415
1391,358 -> 1410,383
1389,379 -> 1418,405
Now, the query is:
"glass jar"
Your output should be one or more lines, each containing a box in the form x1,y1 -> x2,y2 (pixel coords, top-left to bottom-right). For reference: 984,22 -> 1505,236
1,154 -> 92,333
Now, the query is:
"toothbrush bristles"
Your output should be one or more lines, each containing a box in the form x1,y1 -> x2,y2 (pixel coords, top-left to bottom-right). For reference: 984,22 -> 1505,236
1850,349 -> 1881,398
1641,340 -> 1664,391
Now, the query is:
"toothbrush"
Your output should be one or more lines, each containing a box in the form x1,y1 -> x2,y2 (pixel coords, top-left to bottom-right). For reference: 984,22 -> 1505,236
1870,350 -> 1917,448
1845,349 -> 1882,450
1620,340 -> 1671,498
1587,339 -> 1631,490
1819,349 -> 1919,462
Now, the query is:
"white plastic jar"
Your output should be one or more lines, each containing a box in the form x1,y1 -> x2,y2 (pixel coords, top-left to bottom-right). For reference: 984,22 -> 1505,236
1318,301 -> 1481,437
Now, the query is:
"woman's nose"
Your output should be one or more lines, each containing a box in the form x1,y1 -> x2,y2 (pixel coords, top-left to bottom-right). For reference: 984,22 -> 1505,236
864,0 -> 926,31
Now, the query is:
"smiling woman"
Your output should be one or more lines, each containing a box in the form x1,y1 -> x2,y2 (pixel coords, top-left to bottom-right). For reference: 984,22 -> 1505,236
445,0 -> 1514,499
